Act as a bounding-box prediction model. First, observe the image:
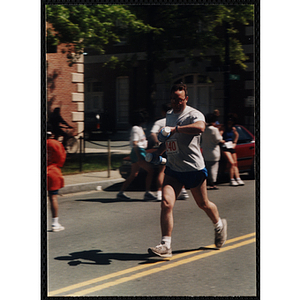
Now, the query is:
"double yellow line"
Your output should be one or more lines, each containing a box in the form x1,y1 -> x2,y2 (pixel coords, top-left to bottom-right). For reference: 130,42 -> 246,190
49,232 -> 256,296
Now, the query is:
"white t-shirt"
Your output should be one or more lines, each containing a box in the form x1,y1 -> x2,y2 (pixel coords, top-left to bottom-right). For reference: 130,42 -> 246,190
165,106 -> 205,172
201,125 -> 223,161
130,125 -> 148,149
151,118 -> 166,134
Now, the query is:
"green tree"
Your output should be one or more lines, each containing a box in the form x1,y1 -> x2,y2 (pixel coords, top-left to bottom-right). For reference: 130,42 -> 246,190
46,4 -> 158,64
124,5 -> 254,116
127,5 -> 254,70
46,4 -> 254,117
47,4 -> 253,69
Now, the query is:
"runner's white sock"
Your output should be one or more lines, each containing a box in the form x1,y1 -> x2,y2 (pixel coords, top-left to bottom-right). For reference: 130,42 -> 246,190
214,218 -> 223,232
161,236 -> 171,248
52,217 -> 59,226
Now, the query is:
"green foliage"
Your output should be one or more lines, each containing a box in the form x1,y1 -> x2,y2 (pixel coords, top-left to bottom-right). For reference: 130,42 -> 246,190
46,4 -> 156,63
46,4 -> 254,69
126,5 -> 254,70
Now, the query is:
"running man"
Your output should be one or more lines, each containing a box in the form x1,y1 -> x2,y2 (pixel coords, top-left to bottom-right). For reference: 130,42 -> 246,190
148,83 -> 227,258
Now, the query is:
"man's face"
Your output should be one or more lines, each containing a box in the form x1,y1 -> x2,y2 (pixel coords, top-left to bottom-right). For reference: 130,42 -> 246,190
170,89 -> 188,113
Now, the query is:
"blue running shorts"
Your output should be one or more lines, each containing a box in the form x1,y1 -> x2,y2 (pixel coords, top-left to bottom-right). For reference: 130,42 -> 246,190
165,166 -> 208,189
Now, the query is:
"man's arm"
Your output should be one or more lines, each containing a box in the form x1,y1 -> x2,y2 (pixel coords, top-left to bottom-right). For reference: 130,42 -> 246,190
170,120 -> 205,135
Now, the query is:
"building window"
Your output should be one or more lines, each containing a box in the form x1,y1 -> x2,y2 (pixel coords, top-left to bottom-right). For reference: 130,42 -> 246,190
174,74 -> 214,116
116,77 -> 129,126
92,82 -> 102,92
85,80 -> 103,112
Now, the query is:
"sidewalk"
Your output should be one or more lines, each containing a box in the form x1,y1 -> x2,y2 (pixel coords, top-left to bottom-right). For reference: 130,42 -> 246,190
59,142 -> 128,195
59,169 -> 124,195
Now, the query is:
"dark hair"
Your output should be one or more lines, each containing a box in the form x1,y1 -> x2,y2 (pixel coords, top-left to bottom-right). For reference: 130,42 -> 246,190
170,83 -> 188,98
161,103 -> 172,113
227,113 -> 237,124
130,108 -> 149,126
206,113 -> 217,124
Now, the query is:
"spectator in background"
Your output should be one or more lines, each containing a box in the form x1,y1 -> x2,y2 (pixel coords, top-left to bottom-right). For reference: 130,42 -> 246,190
47,124 -> 66,232
219,113 -> 244,186
149,103 -> 171,200
201,113 -> 225,190
117,109 -> 157,201
213,109 -> 221,126
149,103 -> 189,201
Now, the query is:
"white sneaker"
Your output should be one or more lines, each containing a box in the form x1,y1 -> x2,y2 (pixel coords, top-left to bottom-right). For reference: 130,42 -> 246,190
230,180 -> 238,186
215,219 -> 227,248
144,191 -> 157,200
177,189 -> 189,200
52,224 -> 65,232
236,178 -> 245,186
148,243 -> 172,258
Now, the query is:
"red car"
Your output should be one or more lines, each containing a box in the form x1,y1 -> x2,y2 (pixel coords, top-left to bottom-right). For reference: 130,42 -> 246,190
119,125 -> 255,184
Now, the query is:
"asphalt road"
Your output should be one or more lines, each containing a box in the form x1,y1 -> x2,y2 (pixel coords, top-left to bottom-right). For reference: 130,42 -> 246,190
46,177 -> 257,297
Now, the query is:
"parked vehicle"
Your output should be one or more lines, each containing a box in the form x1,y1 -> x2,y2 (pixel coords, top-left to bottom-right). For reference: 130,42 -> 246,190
218,125 -> 255,180
119,125 -> 255,184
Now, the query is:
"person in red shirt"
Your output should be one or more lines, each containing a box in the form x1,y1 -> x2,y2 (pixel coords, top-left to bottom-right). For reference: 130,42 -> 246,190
47,125 -> 66,232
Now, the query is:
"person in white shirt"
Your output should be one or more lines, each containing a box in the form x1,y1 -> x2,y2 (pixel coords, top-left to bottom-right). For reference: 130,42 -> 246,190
148,83 -> 227,258
149,104 -> 170,201
117,109 -> 157,201
201,113 -> 225,190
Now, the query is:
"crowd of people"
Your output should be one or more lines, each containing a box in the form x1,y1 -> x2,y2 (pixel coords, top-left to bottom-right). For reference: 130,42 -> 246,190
47,83 -> 247,255
115,100 -> 244,202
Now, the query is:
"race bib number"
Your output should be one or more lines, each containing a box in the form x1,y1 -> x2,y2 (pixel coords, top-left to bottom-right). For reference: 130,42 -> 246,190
166,139 -> 179,155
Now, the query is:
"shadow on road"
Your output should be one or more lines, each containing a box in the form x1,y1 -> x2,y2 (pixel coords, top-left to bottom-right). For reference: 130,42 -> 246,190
54,247 -> 219,266
75,197 -> 160,204
106,174 -> 251,192
104,179 -> 158,192
55,250 -> 153,266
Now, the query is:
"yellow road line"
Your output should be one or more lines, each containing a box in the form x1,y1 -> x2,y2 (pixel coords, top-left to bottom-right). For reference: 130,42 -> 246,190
49,232 -> 255,296
70,238 -> 255,296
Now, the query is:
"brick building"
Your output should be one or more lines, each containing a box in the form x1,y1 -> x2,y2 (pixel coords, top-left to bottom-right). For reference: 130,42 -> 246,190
46,28 -> 85,137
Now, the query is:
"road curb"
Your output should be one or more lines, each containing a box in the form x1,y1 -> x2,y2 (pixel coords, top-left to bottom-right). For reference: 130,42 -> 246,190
59,178 -> 124,195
